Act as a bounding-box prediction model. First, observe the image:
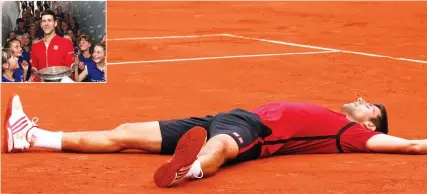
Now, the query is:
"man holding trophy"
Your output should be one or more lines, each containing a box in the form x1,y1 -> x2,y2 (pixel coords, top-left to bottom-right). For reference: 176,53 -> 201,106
30,9 -> 75,82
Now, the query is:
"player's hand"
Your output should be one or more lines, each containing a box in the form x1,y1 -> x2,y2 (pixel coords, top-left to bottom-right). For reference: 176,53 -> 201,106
22,60 -> 30,71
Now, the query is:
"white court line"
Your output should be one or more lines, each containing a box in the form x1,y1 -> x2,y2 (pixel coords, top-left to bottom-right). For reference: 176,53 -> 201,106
108,34 -> 226,41
222,34 -> 340,52
223,33 -> 427,64
108,33 -> 427,64
108,50 -> 338,65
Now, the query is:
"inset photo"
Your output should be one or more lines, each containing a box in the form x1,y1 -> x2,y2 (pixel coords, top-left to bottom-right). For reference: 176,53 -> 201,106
1,0 -> 107,83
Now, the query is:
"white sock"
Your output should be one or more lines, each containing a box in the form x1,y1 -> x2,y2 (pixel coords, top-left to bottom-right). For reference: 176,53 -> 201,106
30,128 -> 63,150
184,160 -> 203,179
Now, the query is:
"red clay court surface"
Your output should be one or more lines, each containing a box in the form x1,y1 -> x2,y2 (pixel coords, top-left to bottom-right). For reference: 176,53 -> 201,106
2,2 -> 427,193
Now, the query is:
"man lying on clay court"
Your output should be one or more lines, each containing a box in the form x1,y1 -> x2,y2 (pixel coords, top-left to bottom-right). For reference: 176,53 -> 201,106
4,94 -> 427,188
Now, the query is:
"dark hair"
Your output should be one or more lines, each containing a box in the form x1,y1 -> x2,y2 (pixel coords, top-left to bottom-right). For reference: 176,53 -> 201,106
78,34 -> 93,43
77,34 -> 94,54
16,18 -> 24,25
372,104 -> 389,134
8,31 -> 15,37
41,9 -> 56,21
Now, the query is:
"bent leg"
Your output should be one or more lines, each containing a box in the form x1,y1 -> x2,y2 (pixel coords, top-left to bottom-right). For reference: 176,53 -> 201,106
153,130 -> 260,188
197,109 -> 266,177
153,109 -> 266,188
197,134 -> 239,177
30,121 -> 162,153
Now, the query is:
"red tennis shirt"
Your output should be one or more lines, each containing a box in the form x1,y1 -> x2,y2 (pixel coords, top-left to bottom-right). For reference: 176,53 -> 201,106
250,102 -> 382,158
31,35 -> 75,82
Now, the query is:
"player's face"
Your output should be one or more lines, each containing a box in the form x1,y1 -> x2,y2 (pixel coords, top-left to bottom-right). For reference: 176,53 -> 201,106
92,45 -> 105,64
342,97 -> 382,123
41,15 -> 56,35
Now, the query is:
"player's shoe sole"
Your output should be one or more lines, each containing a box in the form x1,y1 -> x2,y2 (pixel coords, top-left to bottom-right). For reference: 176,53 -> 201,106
153,126 -> 207,188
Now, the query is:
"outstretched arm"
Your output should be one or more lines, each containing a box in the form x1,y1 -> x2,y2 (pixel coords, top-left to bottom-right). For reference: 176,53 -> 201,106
366,134 -> 427,154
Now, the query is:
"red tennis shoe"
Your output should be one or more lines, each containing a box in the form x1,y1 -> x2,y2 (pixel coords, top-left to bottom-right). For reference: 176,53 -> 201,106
3,95 -> 38,153
153,126 -> 207,188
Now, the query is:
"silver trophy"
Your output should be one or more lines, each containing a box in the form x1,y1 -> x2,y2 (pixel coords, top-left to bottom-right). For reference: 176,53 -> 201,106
35,66 -> 74,82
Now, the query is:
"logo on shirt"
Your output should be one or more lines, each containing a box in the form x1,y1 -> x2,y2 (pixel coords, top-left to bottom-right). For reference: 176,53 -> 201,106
232,132 -> 244,144
53,45 -> 59,50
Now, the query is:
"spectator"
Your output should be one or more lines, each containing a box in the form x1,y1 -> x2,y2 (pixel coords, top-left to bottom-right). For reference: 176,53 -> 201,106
55,6 -> 65,19
34,9 -> 41,21
28,24 -> 37,40
36,1 -> 44,12
4,38 -> 31,81
55,18 -> 63,36
7,31 -> 16,41
75,43 -> 106,82
21,33 -> 31,62
15,18 -> 27,35
21,11 -> 29,21
69,17 -> 81,38
1,48 -> 26,82
26,7 -> 33,17
61,21 -> 69,36
64,13 -> 70,24
43,2 -> 50,10
75,34 -> 95,82
27,16 -> 35,28
66,29 -> 78,54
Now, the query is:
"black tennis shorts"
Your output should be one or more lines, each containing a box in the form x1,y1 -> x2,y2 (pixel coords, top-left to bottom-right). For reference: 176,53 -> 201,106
158,108 -> 272,164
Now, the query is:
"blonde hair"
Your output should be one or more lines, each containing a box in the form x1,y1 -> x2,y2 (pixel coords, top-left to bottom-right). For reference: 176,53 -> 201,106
2,48 -> 13,65
2,48 -> 14,73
